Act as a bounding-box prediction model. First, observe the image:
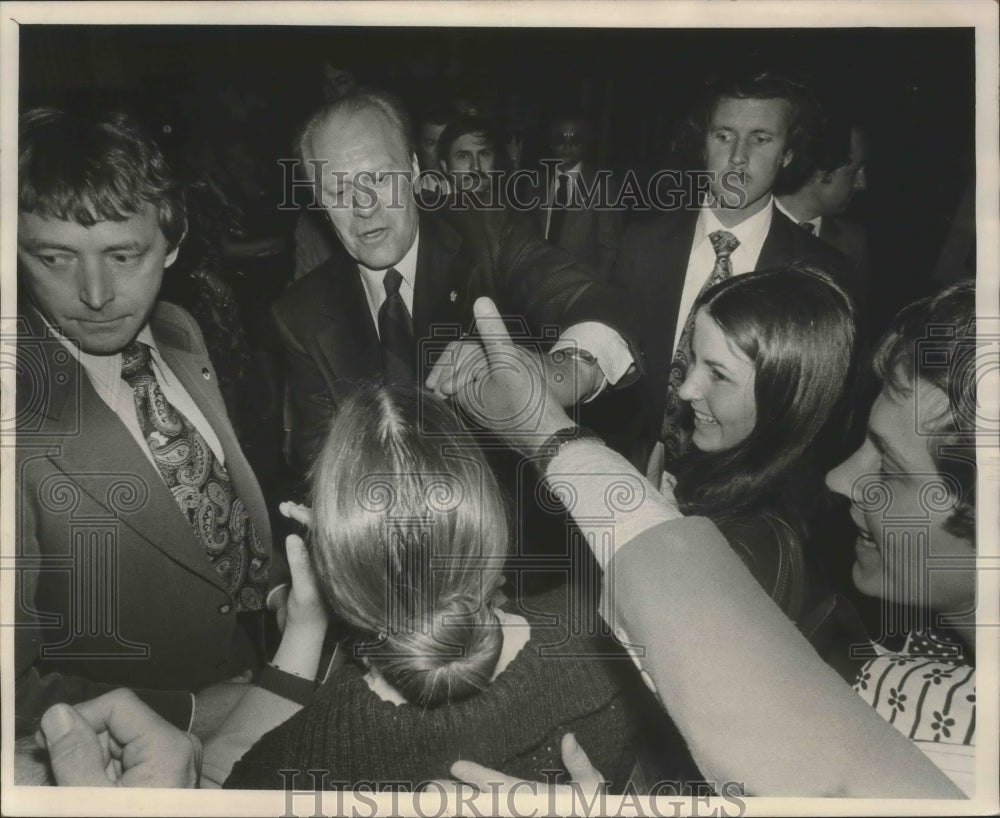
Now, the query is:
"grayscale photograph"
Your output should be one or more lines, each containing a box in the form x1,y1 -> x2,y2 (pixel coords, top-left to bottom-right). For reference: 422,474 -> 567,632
2,2 -> 997,816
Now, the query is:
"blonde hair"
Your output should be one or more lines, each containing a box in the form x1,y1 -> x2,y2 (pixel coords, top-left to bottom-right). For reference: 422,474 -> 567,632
310,386 -> 508,707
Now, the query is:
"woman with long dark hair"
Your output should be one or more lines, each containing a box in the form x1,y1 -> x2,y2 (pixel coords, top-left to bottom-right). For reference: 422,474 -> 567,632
665,265 -> 856,618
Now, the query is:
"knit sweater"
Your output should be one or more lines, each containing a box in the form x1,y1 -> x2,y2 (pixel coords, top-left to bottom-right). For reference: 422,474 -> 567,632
224,585 -> 642,790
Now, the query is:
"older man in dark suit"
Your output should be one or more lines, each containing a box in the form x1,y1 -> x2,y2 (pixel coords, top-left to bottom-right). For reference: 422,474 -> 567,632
604,71 -> 862,473
274,88 -> 638,477
14,109 -> 286,738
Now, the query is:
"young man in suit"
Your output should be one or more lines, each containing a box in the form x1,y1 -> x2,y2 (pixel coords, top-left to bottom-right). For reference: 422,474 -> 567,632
606,71 -> 863,472
776,116 -> 870,304
274,88 -> 639,476
14,108 -> 285,738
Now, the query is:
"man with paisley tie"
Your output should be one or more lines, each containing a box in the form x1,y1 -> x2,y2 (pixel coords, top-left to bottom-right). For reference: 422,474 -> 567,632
13,108 -> 286,739
602,70 -> 862,472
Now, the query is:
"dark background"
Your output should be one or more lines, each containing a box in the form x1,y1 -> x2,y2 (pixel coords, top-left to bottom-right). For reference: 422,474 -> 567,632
20,24 -> 976,329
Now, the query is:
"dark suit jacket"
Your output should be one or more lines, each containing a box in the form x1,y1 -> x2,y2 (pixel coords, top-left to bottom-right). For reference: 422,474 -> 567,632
14,302 -> 280,736
535,163 -> 625,281
274,208 -> 638,475
601,206 -> 861,466
820,214 -> 870,307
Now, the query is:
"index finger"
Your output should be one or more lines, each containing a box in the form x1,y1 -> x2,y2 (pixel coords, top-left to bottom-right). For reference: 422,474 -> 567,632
472,298 -> 514,363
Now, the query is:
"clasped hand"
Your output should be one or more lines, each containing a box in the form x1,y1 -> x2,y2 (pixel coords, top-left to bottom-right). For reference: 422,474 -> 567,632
35,689 -> 200,788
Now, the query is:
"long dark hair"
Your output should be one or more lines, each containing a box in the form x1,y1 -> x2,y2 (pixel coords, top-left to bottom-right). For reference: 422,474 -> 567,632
673,265 -> 857,522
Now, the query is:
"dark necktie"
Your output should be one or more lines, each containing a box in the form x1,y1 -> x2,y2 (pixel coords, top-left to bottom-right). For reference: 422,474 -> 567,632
660,230 -> 741,461
121,341 -> 268,611
378,267 -> 415,384
799,221 -> 816,234
548,173 -> 569,242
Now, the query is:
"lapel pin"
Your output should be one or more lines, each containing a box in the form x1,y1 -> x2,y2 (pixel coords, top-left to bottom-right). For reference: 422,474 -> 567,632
449,290 -> 458,303
201,368 -> 211,380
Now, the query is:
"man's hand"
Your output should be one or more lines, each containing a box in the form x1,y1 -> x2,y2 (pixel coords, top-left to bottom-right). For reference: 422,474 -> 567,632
424,303 -> 602,411
425,337 -> 487,400
446,298 -> 574,456
450,733 -> 606,794
36,690 -> 202,788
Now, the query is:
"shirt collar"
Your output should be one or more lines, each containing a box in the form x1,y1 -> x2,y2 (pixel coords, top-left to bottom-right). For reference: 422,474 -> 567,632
697,196 -> 774,247
357,228 -> 419,292
40,310 -> 161,396
774,197 -> 821,232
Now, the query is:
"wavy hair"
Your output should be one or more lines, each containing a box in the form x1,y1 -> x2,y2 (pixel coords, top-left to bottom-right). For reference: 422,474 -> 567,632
673,265 -> 857,521
309,385 -> 509,708
871,280 -> 976,541
18,107 -> 187,251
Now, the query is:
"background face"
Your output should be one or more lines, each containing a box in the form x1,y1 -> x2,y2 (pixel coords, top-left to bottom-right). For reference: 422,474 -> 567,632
704,96 -> 792,215
443,132 -> 496,193
17,205 -> 174,355
678,310 -> 757,452
309,107 -> 420,270
548,118 -> 586,168
825,382 -> 976,614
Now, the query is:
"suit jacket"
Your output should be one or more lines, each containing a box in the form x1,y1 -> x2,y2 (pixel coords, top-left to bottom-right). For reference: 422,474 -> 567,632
274,208 -> 638,475
600,206 -> 861,467
820,214 -> 870,306
14,302 -> 280,736
535,163 -> 625,281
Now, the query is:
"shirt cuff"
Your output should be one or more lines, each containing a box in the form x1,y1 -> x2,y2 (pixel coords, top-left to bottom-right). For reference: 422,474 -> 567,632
266,583 -> 290,612
551,322 -> 634,391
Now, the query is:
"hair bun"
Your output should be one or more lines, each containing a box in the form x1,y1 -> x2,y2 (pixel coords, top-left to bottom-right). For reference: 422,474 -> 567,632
373,595 -> 503,708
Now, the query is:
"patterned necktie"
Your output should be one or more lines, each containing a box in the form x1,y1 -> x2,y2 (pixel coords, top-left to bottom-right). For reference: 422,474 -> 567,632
121,341 -> 268,611
548,173 -> 570,241
799,221 -> 816,234
660,230 -> 741,461
378,267 -> 415,384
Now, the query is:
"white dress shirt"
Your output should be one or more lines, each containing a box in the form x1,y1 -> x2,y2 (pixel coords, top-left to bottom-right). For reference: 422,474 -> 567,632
672,200 -> 775,354
54,320 -> 226,467
357,231 -> 419,337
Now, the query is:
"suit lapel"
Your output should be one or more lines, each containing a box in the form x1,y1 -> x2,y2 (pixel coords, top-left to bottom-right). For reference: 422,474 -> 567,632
758,208 -> 803,268
656,210 -> 699,355
412,213 -> 464,341
315,255 -> 383,381
23,311 -> 224,589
